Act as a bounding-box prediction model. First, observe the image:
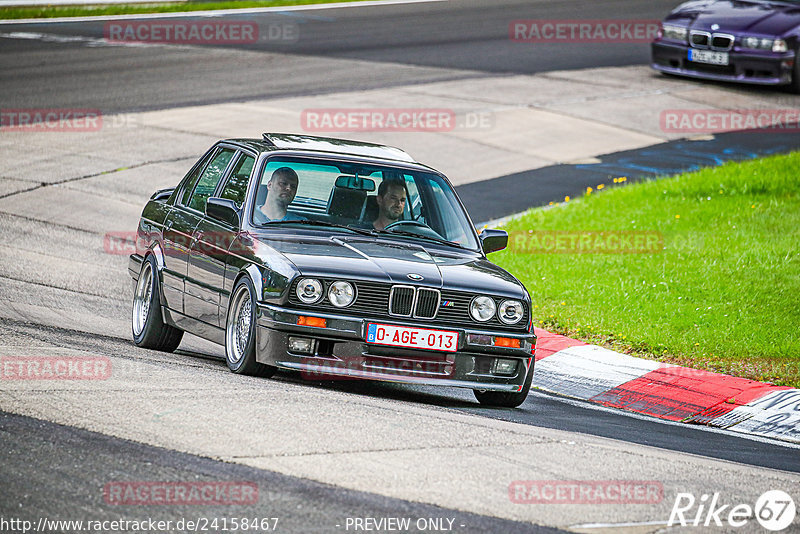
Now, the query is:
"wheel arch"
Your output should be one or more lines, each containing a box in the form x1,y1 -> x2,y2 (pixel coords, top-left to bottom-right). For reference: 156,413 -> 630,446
143,243 -> 168,306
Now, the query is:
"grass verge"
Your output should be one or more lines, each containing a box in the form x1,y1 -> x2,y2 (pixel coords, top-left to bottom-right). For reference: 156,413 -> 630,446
0,0 -> 366,20
492,152 -> 800,388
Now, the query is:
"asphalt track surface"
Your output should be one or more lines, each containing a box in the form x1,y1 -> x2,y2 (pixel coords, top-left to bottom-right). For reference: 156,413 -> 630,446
0,0 -> 682,112
461,129 -> 800,223
0,410 -> 563,534
1,0 -> 800,531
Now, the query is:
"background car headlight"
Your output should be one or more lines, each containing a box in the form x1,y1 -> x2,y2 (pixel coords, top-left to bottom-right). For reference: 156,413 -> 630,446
661,24 -> 688,42
296,278 -> 323,304
470,296 -> 496,322
498,300 -> 524,325
741,36 -> 781,51
328,281 -> 355,307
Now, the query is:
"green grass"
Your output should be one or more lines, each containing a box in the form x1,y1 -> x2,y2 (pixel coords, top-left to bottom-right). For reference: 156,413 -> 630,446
492,152 -> 800,388
0,0 -> 366,20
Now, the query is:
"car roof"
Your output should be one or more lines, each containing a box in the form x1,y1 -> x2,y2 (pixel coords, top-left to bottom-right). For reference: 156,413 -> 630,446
221,133 -> 419,164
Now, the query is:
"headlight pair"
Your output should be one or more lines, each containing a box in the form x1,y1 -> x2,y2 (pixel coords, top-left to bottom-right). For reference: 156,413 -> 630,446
469,296 -> 524,325
296,278 -> 355,308
741,36 -> 787,53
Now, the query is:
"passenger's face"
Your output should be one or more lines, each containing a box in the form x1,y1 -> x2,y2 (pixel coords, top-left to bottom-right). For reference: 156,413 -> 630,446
268,173 -> 298,207
377,186 -> 406,221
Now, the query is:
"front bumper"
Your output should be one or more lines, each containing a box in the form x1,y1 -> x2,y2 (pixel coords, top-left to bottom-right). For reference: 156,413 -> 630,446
651,40 -> 795,86
255,303 -> 535,392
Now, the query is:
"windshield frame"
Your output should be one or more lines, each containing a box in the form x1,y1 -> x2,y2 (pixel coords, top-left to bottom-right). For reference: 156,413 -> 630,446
246,152 -> 482,252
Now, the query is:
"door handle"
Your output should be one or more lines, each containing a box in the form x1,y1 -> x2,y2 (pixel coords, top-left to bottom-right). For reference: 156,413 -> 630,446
164,220 -> 173,231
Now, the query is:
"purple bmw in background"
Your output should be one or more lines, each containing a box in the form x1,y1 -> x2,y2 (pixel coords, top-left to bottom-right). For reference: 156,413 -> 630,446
651,0 -> 800,92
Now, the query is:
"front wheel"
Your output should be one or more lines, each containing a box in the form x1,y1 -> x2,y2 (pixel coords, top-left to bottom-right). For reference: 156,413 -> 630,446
132,255 -> 183,352
225,277 -> 276,377
473,360 -> 534,408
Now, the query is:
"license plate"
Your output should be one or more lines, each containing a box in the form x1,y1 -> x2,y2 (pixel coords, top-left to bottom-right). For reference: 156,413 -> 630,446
688,49 -> 729,65
366,323 -> 458,352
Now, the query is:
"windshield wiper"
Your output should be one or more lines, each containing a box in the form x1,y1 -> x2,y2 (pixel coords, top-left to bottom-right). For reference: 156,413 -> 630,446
374,229 -> 466,249
265,219 -> 375,237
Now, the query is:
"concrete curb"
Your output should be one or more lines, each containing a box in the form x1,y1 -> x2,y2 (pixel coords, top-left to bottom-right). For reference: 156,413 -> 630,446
532,328 -> 800,445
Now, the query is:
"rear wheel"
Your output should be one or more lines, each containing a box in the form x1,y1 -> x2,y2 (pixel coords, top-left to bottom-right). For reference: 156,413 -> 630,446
473,361 -> 534,408
225,277 -> 276,377
132,255 -> 183,351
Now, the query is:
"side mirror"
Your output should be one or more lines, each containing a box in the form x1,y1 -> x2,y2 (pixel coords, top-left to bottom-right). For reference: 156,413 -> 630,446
479,228 -> 508,254
206,197 -> 240,228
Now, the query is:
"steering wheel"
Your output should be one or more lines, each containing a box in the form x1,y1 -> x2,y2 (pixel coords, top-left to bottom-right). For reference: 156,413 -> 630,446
384,220 -> 445,241
385,220 -> 430,232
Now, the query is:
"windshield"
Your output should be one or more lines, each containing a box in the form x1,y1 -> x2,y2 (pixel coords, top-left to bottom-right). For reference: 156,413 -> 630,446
250,156 -> 480,250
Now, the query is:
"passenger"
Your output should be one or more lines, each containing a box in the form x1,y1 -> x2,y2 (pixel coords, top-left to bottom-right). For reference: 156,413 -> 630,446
254,167 -> 305,223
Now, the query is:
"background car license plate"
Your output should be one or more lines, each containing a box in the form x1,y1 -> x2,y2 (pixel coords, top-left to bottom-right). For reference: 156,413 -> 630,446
366,323 -> 458,352
688,49 -> 729,65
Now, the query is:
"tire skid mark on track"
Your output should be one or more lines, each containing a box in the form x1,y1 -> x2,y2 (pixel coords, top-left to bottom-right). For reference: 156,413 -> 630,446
0,272 -> 114,300
0,209 -> 114,235
0,155 -> 195,200
0,317 -> 222,371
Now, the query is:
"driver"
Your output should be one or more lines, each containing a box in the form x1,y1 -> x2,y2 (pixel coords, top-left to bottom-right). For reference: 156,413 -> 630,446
254,167 -> 306,224
372,179 -> 406,231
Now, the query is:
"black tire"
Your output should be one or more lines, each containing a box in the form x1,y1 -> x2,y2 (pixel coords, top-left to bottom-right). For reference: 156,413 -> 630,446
132,254 -> 183,352
790,46 -> 800,94
473,360 -> 534,408
225,277 -> 276,377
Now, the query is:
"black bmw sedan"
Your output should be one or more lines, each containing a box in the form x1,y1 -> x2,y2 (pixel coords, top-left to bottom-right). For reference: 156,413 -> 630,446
129,133 -> 535,407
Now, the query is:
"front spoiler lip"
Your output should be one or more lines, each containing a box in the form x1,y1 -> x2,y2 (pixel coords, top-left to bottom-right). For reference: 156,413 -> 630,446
276,361 -> 522,392
651,62 -> 788,86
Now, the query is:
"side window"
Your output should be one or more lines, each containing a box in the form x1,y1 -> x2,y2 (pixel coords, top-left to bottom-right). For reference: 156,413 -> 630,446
187,148 -> 235,212
404,175 -> 421,220
220,153 -> 255,208
179,150 -> 215,207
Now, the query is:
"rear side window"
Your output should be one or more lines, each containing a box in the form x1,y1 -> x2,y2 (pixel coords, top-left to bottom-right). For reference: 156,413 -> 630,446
180,150 -> 215,206
220,153 -> 255,208
187,148 -> 235,212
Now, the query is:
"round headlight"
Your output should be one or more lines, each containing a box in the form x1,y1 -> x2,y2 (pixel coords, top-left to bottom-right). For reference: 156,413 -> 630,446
498,300 -> 524,325
470,296 -> 496,322
743,36 -> 760,48
328,281 -> 355,308
296,278 -> 323,304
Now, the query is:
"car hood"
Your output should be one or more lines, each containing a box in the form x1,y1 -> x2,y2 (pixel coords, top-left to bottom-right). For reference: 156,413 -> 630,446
252,233 -> 527,299
669,0 -> 800,35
